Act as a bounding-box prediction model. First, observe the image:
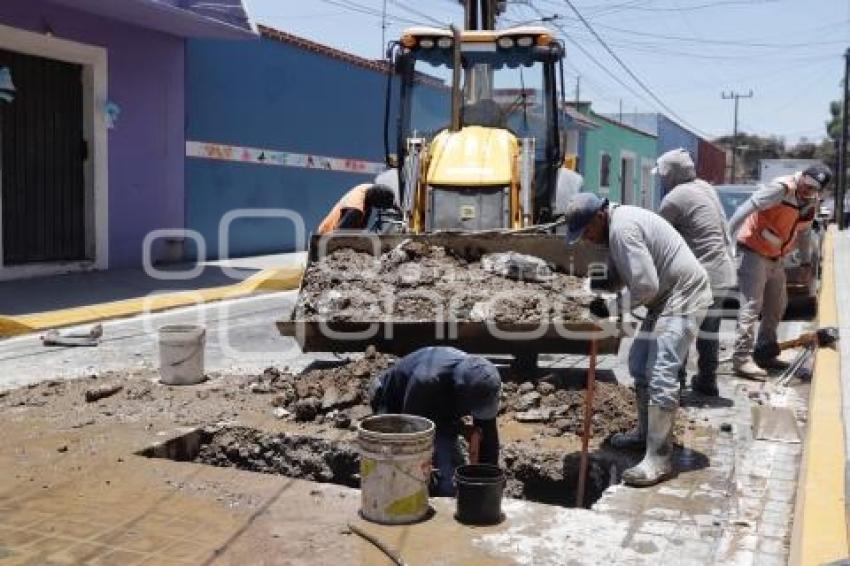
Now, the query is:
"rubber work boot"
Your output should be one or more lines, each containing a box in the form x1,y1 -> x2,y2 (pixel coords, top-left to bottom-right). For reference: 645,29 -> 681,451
733,357 -> 767,380
691,373 -> 719,397
610,386 -> 648,449
754,356 -> 790,371
622,405 -> 676,487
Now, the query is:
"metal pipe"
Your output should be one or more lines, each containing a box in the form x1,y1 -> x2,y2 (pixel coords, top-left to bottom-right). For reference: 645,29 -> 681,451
465,0 -> 477,31
403,137 -> 422,224
450,25 -> 462,132
520,137 -> 536,227
576,338 -> 597,508
838,48 -> 849,230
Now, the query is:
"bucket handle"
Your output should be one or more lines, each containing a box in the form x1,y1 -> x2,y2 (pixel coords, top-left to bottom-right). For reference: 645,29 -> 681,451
168,343 -> 203,368
372,447 -> 431,483
453,476 -> 507,488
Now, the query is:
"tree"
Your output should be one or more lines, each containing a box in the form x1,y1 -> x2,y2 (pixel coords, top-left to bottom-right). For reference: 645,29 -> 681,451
827,100 -> 843,141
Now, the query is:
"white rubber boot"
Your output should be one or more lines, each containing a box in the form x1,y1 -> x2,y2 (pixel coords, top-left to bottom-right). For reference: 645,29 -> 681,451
610,386 -> 648,449
733,357 -> 767,380
622,405 -> 675,487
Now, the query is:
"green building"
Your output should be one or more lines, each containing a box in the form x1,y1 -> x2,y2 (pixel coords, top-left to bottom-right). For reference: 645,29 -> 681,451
576,104 -> 658,208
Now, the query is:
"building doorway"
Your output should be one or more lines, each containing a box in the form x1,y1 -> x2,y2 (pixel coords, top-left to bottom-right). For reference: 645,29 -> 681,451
0,48 -> 87,265
620,154 -> 635,204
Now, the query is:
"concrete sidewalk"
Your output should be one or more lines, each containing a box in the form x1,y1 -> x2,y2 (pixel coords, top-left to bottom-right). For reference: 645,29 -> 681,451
0,253 -> 306,338
789,227 -> 850,565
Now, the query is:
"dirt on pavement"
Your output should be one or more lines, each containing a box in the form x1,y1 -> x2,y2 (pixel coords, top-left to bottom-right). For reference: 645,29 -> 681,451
0,353 -> 697,509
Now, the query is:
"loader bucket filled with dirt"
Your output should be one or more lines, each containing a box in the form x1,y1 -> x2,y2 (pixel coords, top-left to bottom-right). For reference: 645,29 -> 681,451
278,233 -> 620,355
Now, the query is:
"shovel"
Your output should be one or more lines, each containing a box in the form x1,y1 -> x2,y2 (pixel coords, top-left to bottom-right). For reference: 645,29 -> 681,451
719,327 -> 839,364
758,327 -> 839,360
751,404 -> 801,443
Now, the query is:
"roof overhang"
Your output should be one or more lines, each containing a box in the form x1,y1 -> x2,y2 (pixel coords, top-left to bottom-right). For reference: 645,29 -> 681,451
47,0 -> 257,39
563,106 -> 599,130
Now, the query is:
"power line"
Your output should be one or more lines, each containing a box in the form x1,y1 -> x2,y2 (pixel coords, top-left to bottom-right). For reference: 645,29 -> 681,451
387,0 -> 450,27
556,0 -> 710,136
593,0 -> 780,13
589,22 -> 850,49
315,0 -> 428,27
527,3 -> 660,112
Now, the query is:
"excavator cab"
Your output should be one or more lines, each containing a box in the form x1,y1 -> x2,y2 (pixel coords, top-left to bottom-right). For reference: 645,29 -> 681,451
383,26 -> 568,232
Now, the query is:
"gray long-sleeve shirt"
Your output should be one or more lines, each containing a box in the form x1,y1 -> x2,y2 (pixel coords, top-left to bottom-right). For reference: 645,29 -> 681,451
608,205 -> 713,317
658,179 -> 737,291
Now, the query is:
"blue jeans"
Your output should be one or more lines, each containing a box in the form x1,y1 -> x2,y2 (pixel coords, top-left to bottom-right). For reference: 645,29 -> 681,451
433,429 -> 464,496
629,313 -> 702,410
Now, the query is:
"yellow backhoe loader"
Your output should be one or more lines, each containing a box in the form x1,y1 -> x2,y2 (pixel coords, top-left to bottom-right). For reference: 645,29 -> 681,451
279,1 -> 617,363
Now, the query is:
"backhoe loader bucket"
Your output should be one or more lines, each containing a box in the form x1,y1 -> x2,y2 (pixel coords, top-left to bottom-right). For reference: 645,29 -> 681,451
277,232 -> 621,356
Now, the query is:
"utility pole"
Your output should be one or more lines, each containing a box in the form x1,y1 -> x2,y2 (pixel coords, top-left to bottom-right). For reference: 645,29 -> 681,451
722,90 -> 754,183
619,99 -> 623,122
838,49 -> 849,230
381,0 -> 388,59
574,75 -> 580,106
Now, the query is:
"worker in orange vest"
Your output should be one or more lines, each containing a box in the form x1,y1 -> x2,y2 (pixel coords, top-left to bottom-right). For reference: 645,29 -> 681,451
316,183 -> 396,235
728,164 -> 831,378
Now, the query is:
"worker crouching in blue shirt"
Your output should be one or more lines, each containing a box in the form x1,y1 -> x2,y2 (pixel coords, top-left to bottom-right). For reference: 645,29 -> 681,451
369,347 -> 501,496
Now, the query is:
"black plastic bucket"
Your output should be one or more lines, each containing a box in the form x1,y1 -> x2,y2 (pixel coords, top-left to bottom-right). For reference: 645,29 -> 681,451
454,464 -> 506,525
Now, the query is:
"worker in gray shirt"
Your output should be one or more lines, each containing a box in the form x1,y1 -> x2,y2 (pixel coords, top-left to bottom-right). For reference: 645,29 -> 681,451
727,164 -> 830,378
656,149 -> 736,396
564,193 -> 712,487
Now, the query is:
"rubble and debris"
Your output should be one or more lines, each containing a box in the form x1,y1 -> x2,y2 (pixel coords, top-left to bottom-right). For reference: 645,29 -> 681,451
84,383 -> 123,403
515,409 -> 553,423
294,244 -> 592,323
480,252 -> 554,282
195,427 -> 360,486
42,324 -> 103,347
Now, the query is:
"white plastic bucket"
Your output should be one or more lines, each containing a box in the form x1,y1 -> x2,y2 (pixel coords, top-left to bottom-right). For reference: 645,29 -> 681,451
158,324 -> 206,385
357,414 -> 435,524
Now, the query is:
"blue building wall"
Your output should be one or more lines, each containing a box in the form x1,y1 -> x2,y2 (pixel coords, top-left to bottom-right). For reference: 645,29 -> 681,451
655,115 -> 699,208
612,113 -> 701,209
186,35 -> 401,259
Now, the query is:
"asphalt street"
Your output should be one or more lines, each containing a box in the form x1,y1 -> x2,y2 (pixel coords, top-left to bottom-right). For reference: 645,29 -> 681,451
0,289 -> 812,392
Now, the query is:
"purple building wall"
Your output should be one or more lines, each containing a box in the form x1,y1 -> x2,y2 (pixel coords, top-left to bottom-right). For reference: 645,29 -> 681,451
0,1 -> 185,268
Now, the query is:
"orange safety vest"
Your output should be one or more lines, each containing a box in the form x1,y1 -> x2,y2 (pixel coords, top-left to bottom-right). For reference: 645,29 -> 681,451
316,184 -> 370,235
738,175 -> 816,259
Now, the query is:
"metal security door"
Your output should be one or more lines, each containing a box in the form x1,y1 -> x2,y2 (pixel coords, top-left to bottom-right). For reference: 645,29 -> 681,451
0,48 -> 86,265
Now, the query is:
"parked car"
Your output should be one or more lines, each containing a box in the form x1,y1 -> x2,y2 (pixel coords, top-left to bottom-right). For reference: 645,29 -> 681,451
715,184 -> 823,313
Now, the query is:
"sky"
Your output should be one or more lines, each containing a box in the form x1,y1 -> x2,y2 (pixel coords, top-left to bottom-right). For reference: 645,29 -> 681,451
242,0 -> 850,144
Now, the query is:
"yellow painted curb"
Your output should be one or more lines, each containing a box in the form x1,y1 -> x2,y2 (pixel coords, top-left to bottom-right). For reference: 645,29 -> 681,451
789,229 -> 849,565
0,266 -> 304,339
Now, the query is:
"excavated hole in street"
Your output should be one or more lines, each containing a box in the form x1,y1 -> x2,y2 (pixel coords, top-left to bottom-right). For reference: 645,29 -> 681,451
139,426 -> 637,509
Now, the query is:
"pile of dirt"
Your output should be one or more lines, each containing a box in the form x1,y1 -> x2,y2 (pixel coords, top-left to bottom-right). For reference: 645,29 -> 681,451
294,242 -> 592,323
247,348 -> 395,426
500,378 -> 687,440
500,380 -> 638,439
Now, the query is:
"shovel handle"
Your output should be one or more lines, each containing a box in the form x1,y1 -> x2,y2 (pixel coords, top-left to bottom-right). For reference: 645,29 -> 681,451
777,332 -> 815,351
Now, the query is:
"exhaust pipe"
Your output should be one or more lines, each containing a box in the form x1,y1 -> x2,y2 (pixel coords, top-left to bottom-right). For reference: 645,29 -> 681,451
520,137 -> 536,226
450,24 -> 462,132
